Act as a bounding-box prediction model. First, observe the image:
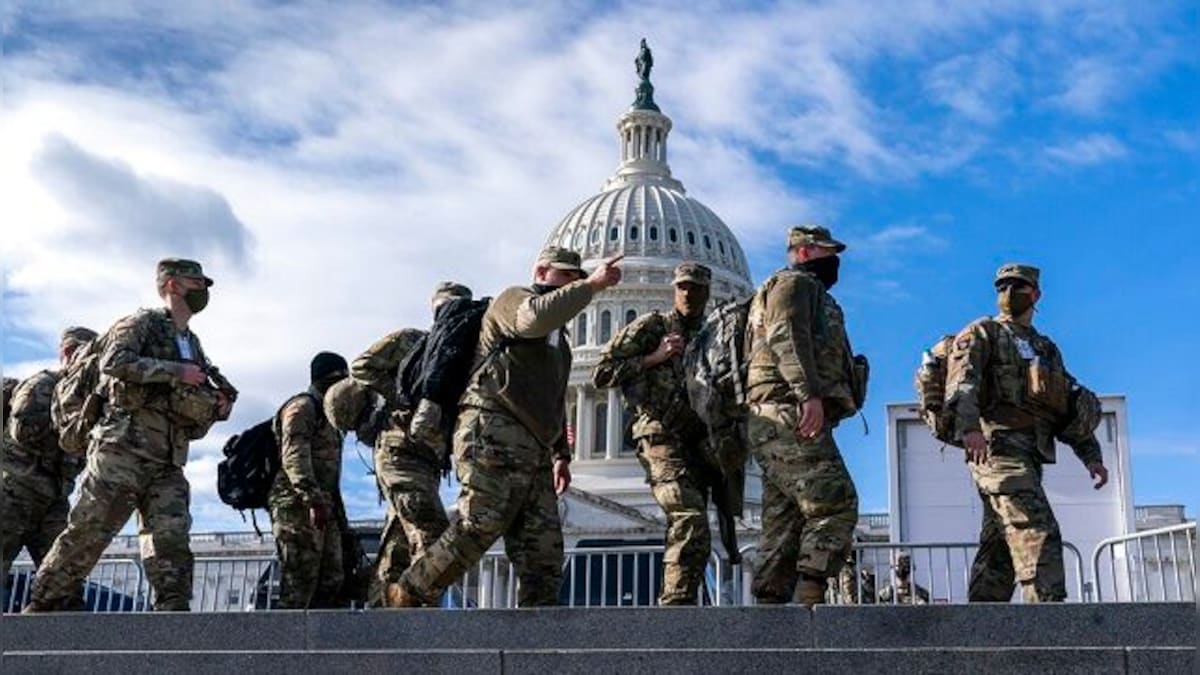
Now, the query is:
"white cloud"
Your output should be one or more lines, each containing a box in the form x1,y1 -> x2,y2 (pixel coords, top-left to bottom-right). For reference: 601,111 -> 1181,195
0,0 -> 1189,528
1044,133 -> 1128,166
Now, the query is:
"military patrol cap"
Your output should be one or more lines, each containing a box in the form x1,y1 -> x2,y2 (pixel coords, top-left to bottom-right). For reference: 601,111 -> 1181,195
432,282 -> 472,307
156,258 -> 214,286
536,246 -> 584,274
60,326 -> 98,351
673,262 -> 712,286
994,263 -> 1040,289
788,225 -> 847,253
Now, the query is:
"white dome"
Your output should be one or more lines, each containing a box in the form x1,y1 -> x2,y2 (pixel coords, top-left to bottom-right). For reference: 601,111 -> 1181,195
544,107 -> 753,300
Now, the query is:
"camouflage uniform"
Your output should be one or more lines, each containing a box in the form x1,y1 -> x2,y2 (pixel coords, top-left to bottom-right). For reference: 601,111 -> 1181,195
593,265 -> 715,605
746,226 -> 859,604
877,580 -> 930,605
1,368 -> 85,584
876,554 -> 929,604
396,249 -> 590,607
946,264 -> 1102,603
269,388 -> 346,609
31,260 -> 233,612
350,327 -> 449,607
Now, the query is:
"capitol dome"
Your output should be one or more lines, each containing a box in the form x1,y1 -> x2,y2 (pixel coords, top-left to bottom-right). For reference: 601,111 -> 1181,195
547,46 -> 759,518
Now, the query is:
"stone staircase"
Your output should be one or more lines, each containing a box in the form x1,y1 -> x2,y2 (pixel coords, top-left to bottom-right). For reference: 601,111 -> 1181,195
0,603 -> 1193,673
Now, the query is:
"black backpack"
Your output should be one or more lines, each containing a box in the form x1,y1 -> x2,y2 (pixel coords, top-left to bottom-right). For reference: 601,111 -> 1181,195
396,297 -> 491,431
217,393 -> 316,511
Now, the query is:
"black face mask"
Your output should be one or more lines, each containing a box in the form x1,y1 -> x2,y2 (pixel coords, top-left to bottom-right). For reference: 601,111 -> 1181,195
532,283 -> 558,295
796,256 -> 840,290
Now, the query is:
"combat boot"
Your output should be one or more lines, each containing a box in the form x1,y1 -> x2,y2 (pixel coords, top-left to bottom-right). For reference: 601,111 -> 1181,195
796,576 -> 827,607
384,581 -> 423,608
20,599 -> 59,614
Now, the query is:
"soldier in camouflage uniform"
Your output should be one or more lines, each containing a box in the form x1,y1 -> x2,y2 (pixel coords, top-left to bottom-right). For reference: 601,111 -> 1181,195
746,226 -> 860,606
0,327 -> 96,589
388,248 -> 623,607
946,263 -> 1108,602
876,552 -> 930,605
269,352 -> 349,609
27,259 -> 235,612
352,282 -> 471,607
593,262 -> 716,605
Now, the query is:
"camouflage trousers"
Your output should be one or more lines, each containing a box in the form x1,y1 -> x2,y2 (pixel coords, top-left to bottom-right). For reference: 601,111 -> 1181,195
636,434 -> 712,605
0,456 -> 72,585
398,408 -> 563,607
748,402 -> 858,603
367,431 -> 448,607
270,497 -> 344,609
31,443 -> 193,611
968,431 -> 1065,602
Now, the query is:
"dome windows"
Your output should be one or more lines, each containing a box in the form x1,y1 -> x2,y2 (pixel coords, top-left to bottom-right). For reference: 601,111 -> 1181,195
590,227 -> 601,245
575,314 -> 588,347
625,309 -> 637,326
599,310 -> 613,343
649,226 -> 659,241
629,225 -> 638,241
703,234 -> 712,250
718,240 -> 726,255
668,228 -> 678,243
686,231 -> 696,247
609,226 -> 619,242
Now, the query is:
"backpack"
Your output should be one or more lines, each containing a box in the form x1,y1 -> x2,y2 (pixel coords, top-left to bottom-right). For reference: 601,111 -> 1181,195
217,393 -> 316,511
396,297 -> 491,429
914,335 -> 959,447
683,298 -> 752,471
51,333 -> 108,455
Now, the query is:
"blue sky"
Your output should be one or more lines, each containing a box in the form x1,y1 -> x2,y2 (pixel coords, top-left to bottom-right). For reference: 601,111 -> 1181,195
1,1 -> 1196,531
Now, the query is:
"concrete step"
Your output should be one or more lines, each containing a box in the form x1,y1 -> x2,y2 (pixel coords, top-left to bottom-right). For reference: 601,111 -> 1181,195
1,605 -> 1193,674
1,647 -> 1193,674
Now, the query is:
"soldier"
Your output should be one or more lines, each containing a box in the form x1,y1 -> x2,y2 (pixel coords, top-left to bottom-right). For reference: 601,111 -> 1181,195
269,351 -> 349,609
837,550 -> 876,605
876,551 -> 930,605
746,225 -> 860,606
592,262 -> 716,605
26,258 -> 235,612
388,247 -> 623,607
0,328 -> 97,588
352,282 -> 471,607
946,263 -> 1108,602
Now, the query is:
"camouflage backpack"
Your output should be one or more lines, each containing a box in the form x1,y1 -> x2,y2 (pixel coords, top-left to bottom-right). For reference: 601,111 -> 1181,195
51,332 -> 109,454
914,334 -> 959,447
683,297 -> 753,472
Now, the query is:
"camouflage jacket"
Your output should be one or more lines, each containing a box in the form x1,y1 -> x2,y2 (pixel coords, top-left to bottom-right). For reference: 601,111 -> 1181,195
461,281 -> 594,460
746,269 -> 856,418
270,388 -> 344,508
6,369 -> 84,482
592,310 -> 707,442
350,328 -> 427,410
95,307 -> 228,466
945,316 -> 1100,466
877,581 -> 930,605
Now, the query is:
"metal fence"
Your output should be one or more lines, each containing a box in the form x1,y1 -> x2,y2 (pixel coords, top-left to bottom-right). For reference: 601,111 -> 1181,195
191,556 -> 280,612
8,531 -> 1194,612
447,545 -> 733,609
1091,522 -> 1196,602
3,558 -> 147,613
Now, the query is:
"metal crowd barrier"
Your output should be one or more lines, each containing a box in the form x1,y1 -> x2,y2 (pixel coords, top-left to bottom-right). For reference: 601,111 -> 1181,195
191,555 -> 280,612
729,540 -> 1087,605
3,558 -> 148,613
448,545 -> 729,609
1091,522 -> 1196,602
